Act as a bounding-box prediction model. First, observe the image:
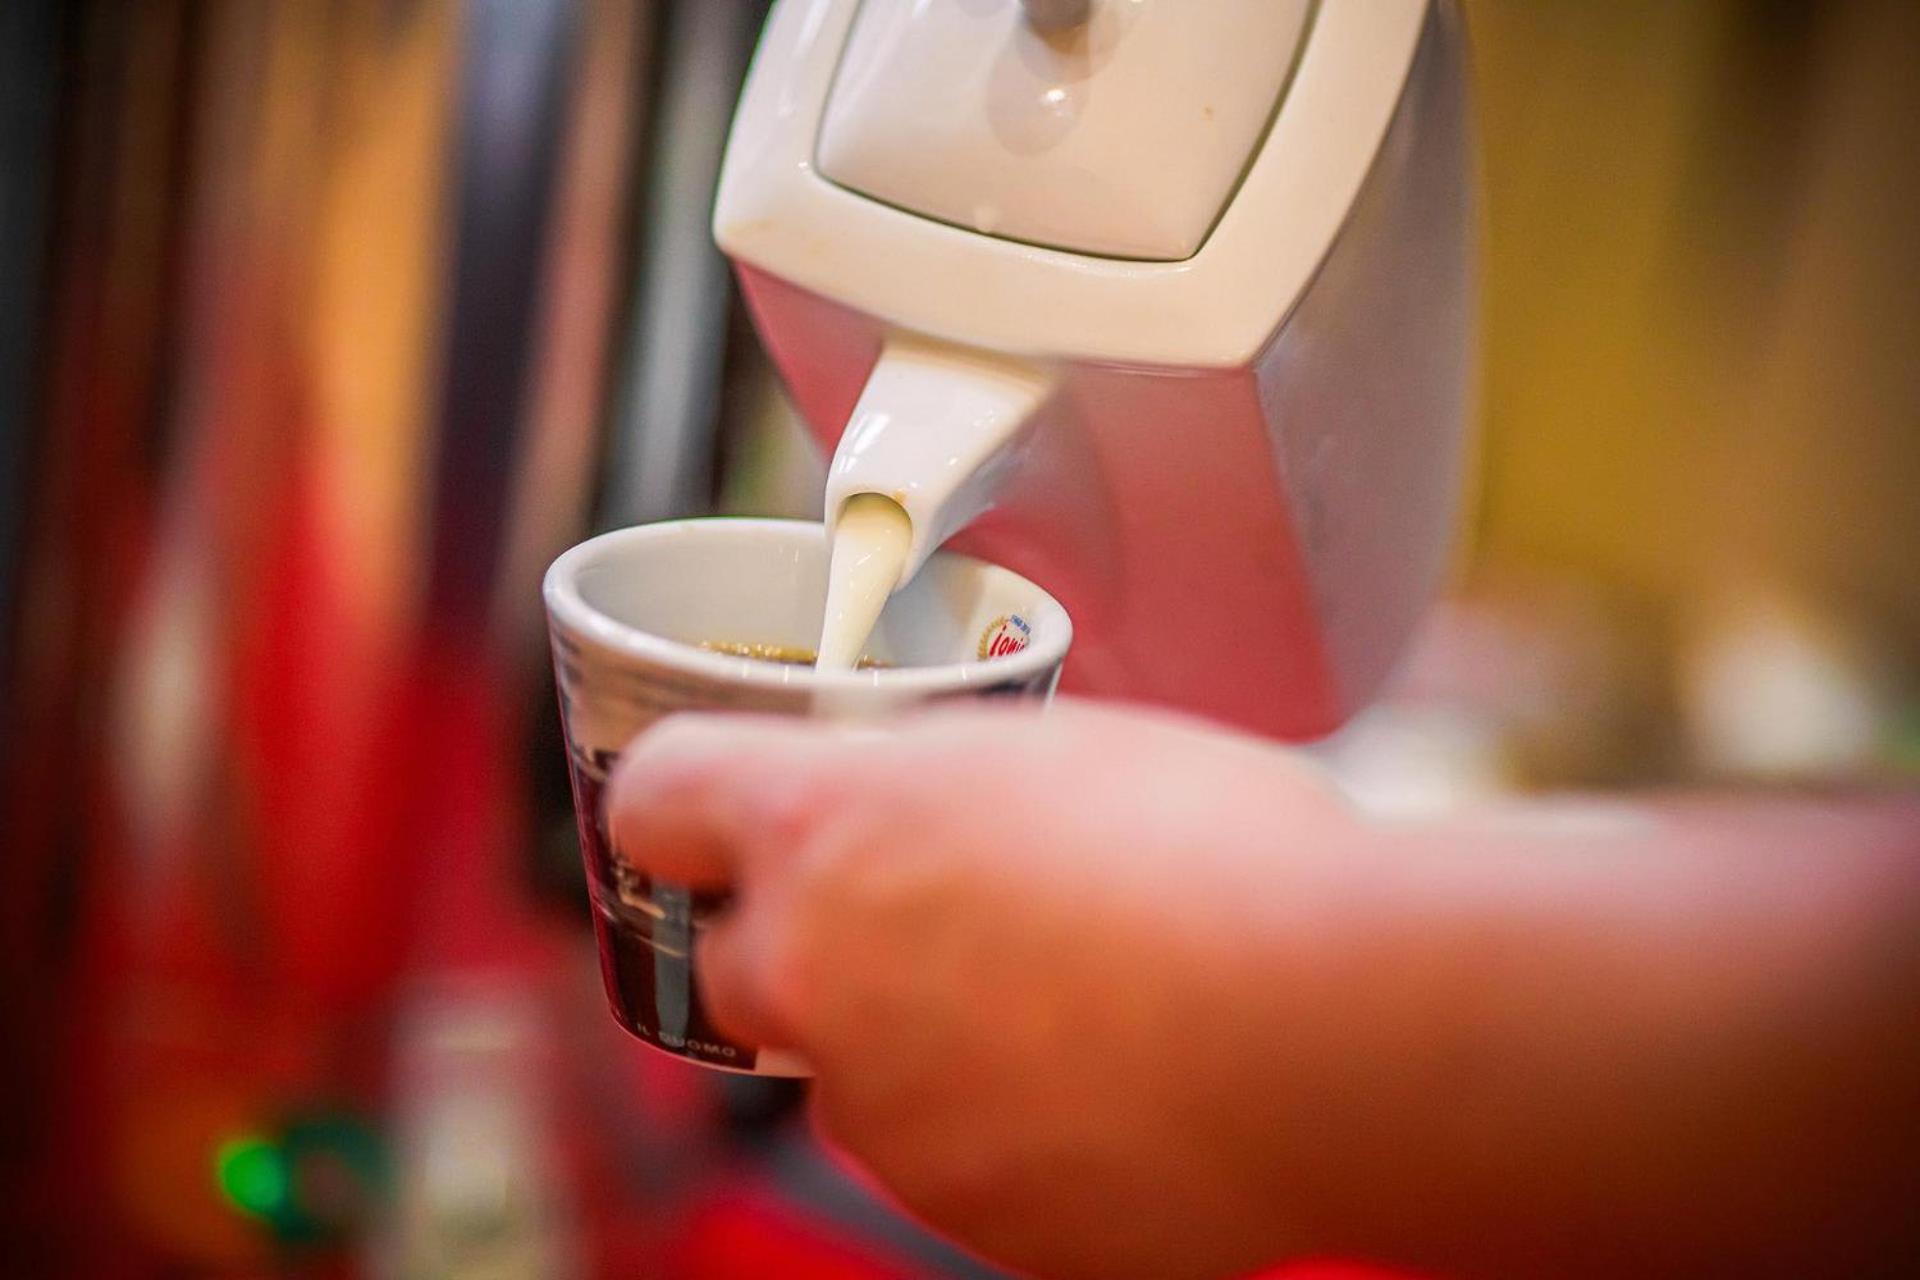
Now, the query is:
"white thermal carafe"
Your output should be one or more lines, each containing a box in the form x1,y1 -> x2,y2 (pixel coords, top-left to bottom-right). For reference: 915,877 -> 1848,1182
713,0 -> 1476,739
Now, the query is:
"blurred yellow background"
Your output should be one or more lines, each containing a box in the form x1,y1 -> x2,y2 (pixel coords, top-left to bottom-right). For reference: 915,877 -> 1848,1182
1468,0 -> 1918,640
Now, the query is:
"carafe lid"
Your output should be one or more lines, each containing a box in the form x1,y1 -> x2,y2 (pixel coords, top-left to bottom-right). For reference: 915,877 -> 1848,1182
817,0 -> 1314,262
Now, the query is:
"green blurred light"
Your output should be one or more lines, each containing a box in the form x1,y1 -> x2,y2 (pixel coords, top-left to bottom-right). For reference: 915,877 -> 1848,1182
215,1135 -> 289,1219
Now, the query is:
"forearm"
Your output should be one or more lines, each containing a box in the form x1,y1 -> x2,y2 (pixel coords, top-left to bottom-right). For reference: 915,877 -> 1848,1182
603,703 -> 1917,1280
1216,792 -> 1920,1278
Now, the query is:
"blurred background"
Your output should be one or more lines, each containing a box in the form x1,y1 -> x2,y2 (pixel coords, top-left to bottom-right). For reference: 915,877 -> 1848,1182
1,0 -> 1915,1275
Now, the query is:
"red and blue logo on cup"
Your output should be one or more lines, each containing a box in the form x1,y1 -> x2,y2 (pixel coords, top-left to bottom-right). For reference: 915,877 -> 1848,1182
977,613 -> 1032,660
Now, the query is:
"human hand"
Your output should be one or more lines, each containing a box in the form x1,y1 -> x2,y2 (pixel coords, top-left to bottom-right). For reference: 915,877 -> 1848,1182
607,700 -> 1920,1280
606,700 -> 1348,1280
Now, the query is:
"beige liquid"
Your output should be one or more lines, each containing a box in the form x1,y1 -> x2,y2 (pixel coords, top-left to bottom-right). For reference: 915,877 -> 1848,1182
816,493 -> 913,671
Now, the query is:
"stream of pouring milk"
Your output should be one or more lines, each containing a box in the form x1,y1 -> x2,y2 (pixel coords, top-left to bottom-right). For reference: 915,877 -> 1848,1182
816,494 -> 913,670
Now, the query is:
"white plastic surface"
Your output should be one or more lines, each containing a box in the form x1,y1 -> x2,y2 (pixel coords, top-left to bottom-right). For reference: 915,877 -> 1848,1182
715,0 -> 1431,367
824,337 -> 1052,581
721,0 -> 1475,739
817,0 -> 1313,262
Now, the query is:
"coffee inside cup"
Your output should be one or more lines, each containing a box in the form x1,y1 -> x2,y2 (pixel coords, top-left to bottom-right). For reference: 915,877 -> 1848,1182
701,640 -> 889,668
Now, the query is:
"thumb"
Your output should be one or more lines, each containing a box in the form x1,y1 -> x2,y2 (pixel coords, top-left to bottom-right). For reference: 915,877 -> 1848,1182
603,712 -> 845,891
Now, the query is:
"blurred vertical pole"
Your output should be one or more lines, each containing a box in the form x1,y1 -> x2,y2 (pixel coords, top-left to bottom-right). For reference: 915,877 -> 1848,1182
0,0 -> 63,685
491,0 -> 649,655
0,0 -> 69,1261
425,0 -> 578,631
601,0 -> 762,526
404,0 -> 577,982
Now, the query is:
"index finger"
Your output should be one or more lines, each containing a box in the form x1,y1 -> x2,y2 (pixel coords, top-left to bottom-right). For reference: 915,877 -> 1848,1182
603,713 -> 855,891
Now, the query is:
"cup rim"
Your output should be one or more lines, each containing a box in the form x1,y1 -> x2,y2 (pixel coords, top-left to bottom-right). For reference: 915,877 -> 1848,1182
543,517 -> 1073,694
